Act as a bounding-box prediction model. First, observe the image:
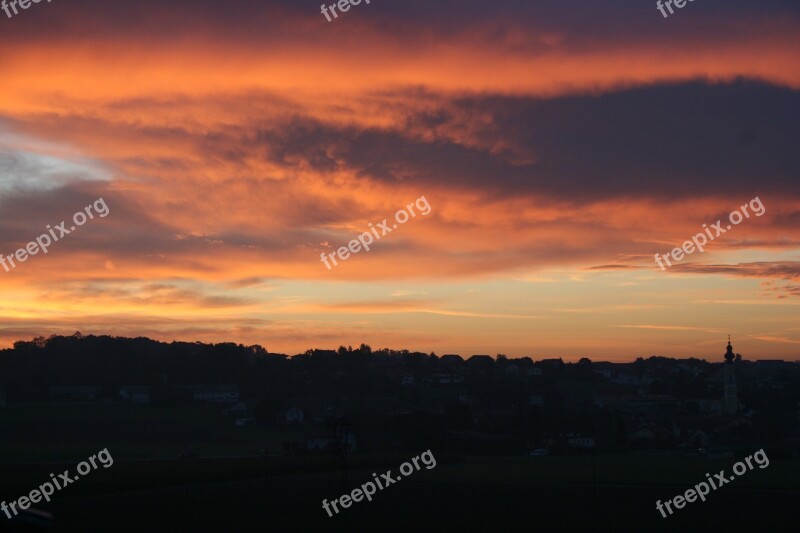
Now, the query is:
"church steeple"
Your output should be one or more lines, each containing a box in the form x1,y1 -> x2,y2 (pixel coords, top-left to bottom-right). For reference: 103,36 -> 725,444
722,335 -> 738,414
725,335 -> 735,364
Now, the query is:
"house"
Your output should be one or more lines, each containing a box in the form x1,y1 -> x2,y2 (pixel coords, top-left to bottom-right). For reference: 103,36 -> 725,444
718,416 -> 753,431
539,359 -> 564,369
303,394 -> 345,423
225,401 -> 249,416
48,386 -> 102,400
567,436 -> 596,449
542,437 -> 558,448
465,355 -> 495,376
630,427 -> 656,442
119,386 -> 151,404
401,374 -> 416,387
305,428 -> 357,453
630,425 -> 673,443
691,399 -> 722,416
594,394 -> 679,416
181,384 -> 240,404
440,354 -> 465,368
528,395 -> 545,407
611,373 -> 653,386
594,368 -> 614,379
286,406 -> 305,424
431,373 -> 464,385
684,429 -> 711,446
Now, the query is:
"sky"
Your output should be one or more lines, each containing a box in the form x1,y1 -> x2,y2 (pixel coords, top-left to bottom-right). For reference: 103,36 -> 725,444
0,0 -> 799,360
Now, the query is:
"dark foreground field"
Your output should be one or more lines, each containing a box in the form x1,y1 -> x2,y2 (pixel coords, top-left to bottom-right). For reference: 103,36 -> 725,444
2,454 -> 798,532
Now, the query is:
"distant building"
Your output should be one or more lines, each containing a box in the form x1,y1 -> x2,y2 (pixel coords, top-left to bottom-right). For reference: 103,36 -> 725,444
594,394 -> 678,415
401,374 -> 416,387
466,355 -> 495,373
539,359 -> 564,369
431,373 -> 464,384
0,387 -> 5,407
611,373 -> 654,386
630,427 -> 656,442
528,395 -> 545,407
566,435 -> 596,449
722,337 -> 739,415
630,424 -> 673,443
754,360 -> 788,367
48,386 -> 102,400
686,429 -> 711,446
286,406 -> 305,424
225,401 -> 249,416
693,399 -> 722,416
119,386 -> 151,404
305,428 -> 356,453
594,368 -> 614,379
181,384 -> 240,404
440,354 -> 464,367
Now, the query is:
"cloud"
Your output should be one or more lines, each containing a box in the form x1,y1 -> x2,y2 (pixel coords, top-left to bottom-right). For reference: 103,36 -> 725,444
615,325 -> 725,333
750,335 -> 800,345
319,299 -> 543,319
673,261 -> 800,280
40,279 -> 255,308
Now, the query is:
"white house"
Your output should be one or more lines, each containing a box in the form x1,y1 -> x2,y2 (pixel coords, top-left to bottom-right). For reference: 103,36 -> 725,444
286,406 -> 305,424
119,386 -> 151,404
528,395 -> 545,407
181,385 -> 240,404
305,429 -> 356,453
567,436 -> 596,449
431,373 -> 464,384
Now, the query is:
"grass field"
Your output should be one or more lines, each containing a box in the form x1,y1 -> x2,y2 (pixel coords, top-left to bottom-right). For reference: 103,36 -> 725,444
1,402 -> 798,531
8,454 -> 796,532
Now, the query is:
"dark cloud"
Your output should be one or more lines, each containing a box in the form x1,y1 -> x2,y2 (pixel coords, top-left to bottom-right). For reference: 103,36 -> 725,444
41,280 -> 254,308
673,261 -> 800,280
3,0 -> 797,52
250,79 -> 800,200
585,264 -> 639,271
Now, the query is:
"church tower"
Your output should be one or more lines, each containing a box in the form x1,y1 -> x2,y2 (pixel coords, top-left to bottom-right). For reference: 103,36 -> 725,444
722,336 -> 738,415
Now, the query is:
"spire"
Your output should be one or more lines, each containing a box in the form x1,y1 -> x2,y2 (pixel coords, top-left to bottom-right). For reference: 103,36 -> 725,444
725,335 -> 735,363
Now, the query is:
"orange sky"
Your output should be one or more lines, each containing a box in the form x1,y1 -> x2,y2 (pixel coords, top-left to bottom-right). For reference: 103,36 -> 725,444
1,0 -> 799,360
